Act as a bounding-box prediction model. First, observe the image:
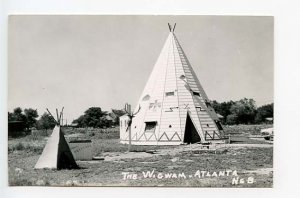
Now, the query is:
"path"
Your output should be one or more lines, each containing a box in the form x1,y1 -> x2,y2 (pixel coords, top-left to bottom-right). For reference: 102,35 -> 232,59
100,143 -> 272,161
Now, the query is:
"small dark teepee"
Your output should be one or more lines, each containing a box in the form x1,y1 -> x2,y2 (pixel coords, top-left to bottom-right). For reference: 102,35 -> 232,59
34,108 -> 78,169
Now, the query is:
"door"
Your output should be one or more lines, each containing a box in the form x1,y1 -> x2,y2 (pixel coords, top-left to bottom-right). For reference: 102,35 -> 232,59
183,113 -> 201,144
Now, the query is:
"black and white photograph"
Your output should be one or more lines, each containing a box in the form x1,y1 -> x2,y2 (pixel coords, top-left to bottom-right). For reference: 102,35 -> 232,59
6,15 -> 274,187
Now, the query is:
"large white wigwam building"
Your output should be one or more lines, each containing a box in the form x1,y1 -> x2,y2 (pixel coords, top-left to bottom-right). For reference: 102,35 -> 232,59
120,24 -> 226,145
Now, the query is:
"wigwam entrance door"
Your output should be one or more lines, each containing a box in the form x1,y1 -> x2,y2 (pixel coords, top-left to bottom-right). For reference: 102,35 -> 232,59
183,113 -> 201,144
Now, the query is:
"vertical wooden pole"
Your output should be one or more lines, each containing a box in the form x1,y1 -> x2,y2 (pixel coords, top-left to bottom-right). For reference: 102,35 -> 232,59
128,118 -> 131,152
56,109 -> 59,125
128,104 -> 132,152
59,107 -> 64,126
125,103 -> 132,152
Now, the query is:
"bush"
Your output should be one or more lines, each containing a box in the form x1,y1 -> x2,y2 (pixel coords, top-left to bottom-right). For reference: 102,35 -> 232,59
36,113 -> 56,130
14,142 -> 25,151
226,114 -> 238,125
29,129 -> 51,140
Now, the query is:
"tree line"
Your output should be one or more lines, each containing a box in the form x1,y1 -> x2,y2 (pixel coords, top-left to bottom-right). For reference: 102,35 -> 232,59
71,107 -> 125,128
8,107 -> 126,132
8,98 -> 273,134
8,108 -> 57,132
211,98 -> 273,125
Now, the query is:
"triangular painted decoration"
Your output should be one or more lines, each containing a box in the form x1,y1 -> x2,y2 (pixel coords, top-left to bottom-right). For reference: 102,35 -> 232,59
35,125 -> 78,169
120,24 -> 225,145
145,132 -> 154,140
124,134 -> 129,141
158,132 -> 169,141
170,132 -> 181,141
138,133 -> 147,141
147,133 -> 157,141
132,133 -> 138,141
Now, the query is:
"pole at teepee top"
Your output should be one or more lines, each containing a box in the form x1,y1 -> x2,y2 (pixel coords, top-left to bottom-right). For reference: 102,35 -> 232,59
59,107 -> 64,126
61,111 -> 63,126
56,109 -> 59,124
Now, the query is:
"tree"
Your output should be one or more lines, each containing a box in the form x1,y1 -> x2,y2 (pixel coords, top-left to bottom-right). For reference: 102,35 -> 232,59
72,107 -> 109,128
24,108 -> 38,129
255,103 -> 273,123
111,109 -> 126,125
211,100 -> 235,124
226,114 -> 238,125
84,107 -> 107,127
97,116 -> 110,128
8,112 -> 14,121
72,115 -> 85,127
36,112 -> 57,130
9,107 -> 27,122
8,107 -> 38,136
229,98 -> 257,124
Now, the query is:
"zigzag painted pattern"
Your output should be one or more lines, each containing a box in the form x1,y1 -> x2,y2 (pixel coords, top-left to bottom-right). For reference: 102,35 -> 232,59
158,132 -> 181,142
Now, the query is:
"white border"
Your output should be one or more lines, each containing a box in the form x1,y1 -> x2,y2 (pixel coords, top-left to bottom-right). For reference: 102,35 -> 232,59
1,0 -> 300,198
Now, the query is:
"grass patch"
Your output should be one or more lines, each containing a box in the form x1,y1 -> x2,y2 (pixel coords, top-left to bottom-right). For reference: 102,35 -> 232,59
8,141 -> 44,154
63,127 -> 119,139
8,124 -> 273,187
224,124 -> 273,136
25,129 -> 51,140
14,142 -> 25,151
8,143 -> 273,187
92,139 -> 178,154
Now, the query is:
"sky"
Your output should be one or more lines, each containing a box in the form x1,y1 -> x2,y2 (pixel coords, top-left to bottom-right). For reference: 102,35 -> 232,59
8,15 -> 273,123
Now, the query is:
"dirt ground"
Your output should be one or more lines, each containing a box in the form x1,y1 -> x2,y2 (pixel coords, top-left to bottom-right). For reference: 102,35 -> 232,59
8,125 -> 273,187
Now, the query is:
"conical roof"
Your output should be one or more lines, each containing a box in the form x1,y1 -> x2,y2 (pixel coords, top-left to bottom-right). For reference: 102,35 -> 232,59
121,24 -> 225,145
35,125 -> 78,169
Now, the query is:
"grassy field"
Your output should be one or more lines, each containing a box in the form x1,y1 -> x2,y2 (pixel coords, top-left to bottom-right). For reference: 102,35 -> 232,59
8,124 -> 273,187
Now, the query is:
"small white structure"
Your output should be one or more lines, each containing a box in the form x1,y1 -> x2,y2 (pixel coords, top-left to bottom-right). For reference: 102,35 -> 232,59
120,24 -> 226,145
68,140 -> 92,161
261,128 -> 274,136
119,114 -> 131,143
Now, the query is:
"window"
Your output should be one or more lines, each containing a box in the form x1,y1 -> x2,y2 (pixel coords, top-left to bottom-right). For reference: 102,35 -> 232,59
196,106 -> 206,111
192,91 -> 200,96
165,91 -> 175,96
179,75 -> 186,80
142,94 -> 150,101
144,121 -> 157,133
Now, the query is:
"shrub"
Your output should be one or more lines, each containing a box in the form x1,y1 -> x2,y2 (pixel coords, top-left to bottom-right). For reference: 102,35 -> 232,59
14,142 -> 25,151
